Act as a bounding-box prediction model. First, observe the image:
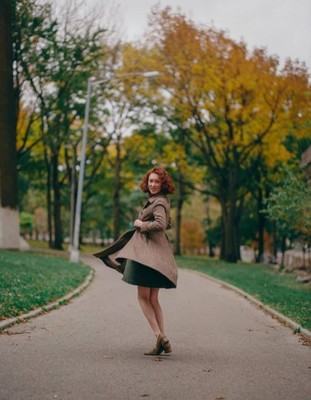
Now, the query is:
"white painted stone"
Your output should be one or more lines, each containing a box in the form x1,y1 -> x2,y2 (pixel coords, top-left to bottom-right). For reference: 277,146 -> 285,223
0,207 -> 20,249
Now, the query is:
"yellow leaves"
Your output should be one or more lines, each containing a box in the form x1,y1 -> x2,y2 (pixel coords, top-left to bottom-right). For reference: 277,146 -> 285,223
120,44 -> 156,77
159,141 -> 204,184
181,219 -> 205,251
119,6 -> 311,185
16,106 -> 29,145
146,6 -> 310,158
16,105 -> 41,153
161,142 -> 186,165
261,135 -> 292,168
124,133 -> 157,164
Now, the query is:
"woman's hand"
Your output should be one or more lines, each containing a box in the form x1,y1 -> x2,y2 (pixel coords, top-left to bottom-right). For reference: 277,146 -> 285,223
134,219 -> 143,228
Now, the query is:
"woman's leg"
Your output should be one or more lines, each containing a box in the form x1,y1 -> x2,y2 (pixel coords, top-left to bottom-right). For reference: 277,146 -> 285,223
149,288 -> 165,335
137,286 -> 161,336
138,286 -> 172,355
149,287 -> 172,353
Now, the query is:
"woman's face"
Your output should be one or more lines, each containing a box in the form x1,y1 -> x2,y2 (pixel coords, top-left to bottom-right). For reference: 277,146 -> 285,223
148,173 -> 162,195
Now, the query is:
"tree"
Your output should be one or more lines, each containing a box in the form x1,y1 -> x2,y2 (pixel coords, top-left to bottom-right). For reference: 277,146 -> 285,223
121,41 -> 208,254
0,0 -> 20,248
265,169 -> 311,244
93,55 -> 166,240
14,0 -> 110,248
98,76 -> 148,240
159,137 -> 203,255
145,6 -> 310,262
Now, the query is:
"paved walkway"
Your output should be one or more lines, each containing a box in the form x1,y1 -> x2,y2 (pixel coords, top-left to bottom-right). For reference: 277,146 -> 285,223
0,255 -> 310,400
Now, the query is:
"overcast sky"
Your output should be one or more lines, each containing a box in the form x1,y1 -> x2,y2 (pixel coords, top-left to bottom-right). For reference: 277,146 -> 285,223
83,0 -> 311,70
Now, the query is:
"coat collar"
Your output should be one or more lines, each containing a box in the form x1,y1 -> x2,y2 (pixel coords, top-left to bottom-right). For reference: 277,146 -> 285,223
146,193 -> 167,204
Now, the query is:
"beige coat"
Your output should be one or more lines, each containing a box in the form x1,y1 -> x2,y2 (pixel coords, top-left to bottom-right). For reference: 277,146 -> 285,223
93,194 -> 178,288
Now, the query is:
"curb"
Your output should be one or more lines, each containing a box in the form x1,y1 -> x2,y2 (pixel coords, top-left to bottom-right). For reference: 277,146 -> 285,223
185,268 -> 311,342
0,268 -> 95,331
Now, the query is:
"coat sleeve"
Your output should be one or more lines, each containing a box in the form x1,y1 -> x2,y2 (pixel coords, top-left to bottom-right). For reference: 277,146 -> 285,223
139,204 -> 167,233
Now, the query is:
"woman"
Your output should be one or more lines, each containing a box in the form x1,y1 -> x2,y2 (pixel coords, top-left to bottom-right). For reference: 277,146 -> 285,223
94,166 -> 178,356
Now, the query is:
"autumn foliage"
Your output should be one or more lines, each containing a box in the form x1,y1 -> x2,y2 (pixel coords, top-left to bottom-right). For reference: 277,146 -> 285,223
121,6 -> 310,262
15,3 -> 311,261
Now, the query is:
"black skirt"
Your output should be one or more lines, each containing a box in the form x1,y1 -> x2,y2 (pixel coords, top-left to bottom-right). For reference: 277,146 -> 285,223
122,259 -> 174,289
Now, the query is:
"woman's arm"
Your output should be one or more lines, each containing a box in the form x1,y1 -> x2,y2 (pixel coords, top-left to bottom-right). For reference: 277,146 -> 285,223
135,205 -> 167,233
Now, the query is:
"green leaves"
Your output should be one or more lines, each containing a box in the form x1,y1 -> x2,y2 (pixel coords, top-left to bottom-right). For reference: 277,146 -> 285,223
264,169 -> 311,241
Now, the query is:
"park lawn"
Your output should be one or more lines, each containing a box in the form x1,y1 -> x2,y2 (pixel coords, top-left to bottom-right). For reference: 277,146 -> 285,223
27,239 -> 99,254
176,256 -> 311,330
0,249 -> 90,321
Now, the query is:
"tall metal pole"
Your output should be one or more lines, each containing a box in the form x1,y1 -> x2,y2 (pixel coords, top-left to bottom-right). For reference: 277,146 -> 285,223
69,150 -> 75,250
70,79 -> 92,262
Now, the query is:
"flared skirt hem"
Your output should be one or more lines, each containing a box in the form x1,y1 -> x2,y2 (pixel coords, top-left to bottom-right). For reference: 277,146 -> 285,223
122,259 -> 175,289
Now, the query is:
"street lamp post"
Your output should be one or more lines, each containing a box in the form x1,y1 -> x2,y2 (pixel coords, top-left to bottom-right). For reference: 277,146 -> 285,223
70,71 -> 159,262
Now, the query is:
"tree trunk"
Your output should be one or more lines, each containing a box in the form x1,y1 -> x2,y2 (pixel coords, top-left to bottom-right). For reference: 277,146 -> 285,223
0,1 -> 20,248
219,165 -> 243,262
208,241 -> 215,257
256,187 -> 265,262
113,143 -> 121,241
43,147 -> 53,247
206,209 -> 215,256
174,173 -> 184,255
223,210 -> 239,262
280,235 -> 286,267
52,152 -> 63,249
233,213 -> 240,261
220,197 -> 241,263
220,215 -> 225,260
272,222 -> 278,261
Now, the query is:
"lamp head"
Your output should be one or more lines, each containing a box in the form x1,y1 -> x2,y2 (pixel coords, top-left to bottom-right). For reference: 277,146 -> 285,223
141,71 -> 160,78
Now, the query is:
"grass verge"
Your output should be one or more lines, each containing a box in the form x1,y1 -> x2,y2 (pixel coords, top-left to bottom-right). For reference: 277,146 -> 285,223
0,249 -> 90,320
176,256 -> 311,330
27,239 -> 101,255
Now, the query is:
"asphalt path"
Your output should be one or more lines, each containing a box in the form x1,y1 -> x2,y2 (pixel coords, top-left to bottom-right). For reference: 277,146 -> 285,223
0,255 -> 310,400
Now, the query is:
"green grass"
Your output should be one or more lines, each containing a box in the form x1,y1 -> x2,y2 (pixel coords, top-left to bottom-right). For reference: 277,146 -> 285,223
0,249 -> 90,320
176,256 -> 311,330
27,239 -> 101,255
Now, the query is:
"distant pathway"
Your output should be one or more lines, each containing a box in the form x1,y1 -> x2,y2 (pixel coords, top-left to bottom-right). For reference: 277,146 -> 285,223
0,255 -> 310,400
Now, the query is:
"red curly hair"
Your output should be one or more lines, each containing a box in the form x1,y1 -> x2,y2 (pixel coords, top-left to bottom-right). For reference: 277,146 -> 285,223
140,166 -> 175,195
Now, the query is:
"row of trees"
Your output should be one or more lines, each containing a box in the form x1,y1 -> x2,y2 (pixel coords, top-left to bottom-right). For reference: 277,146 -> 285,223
13,1 -> 311,262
